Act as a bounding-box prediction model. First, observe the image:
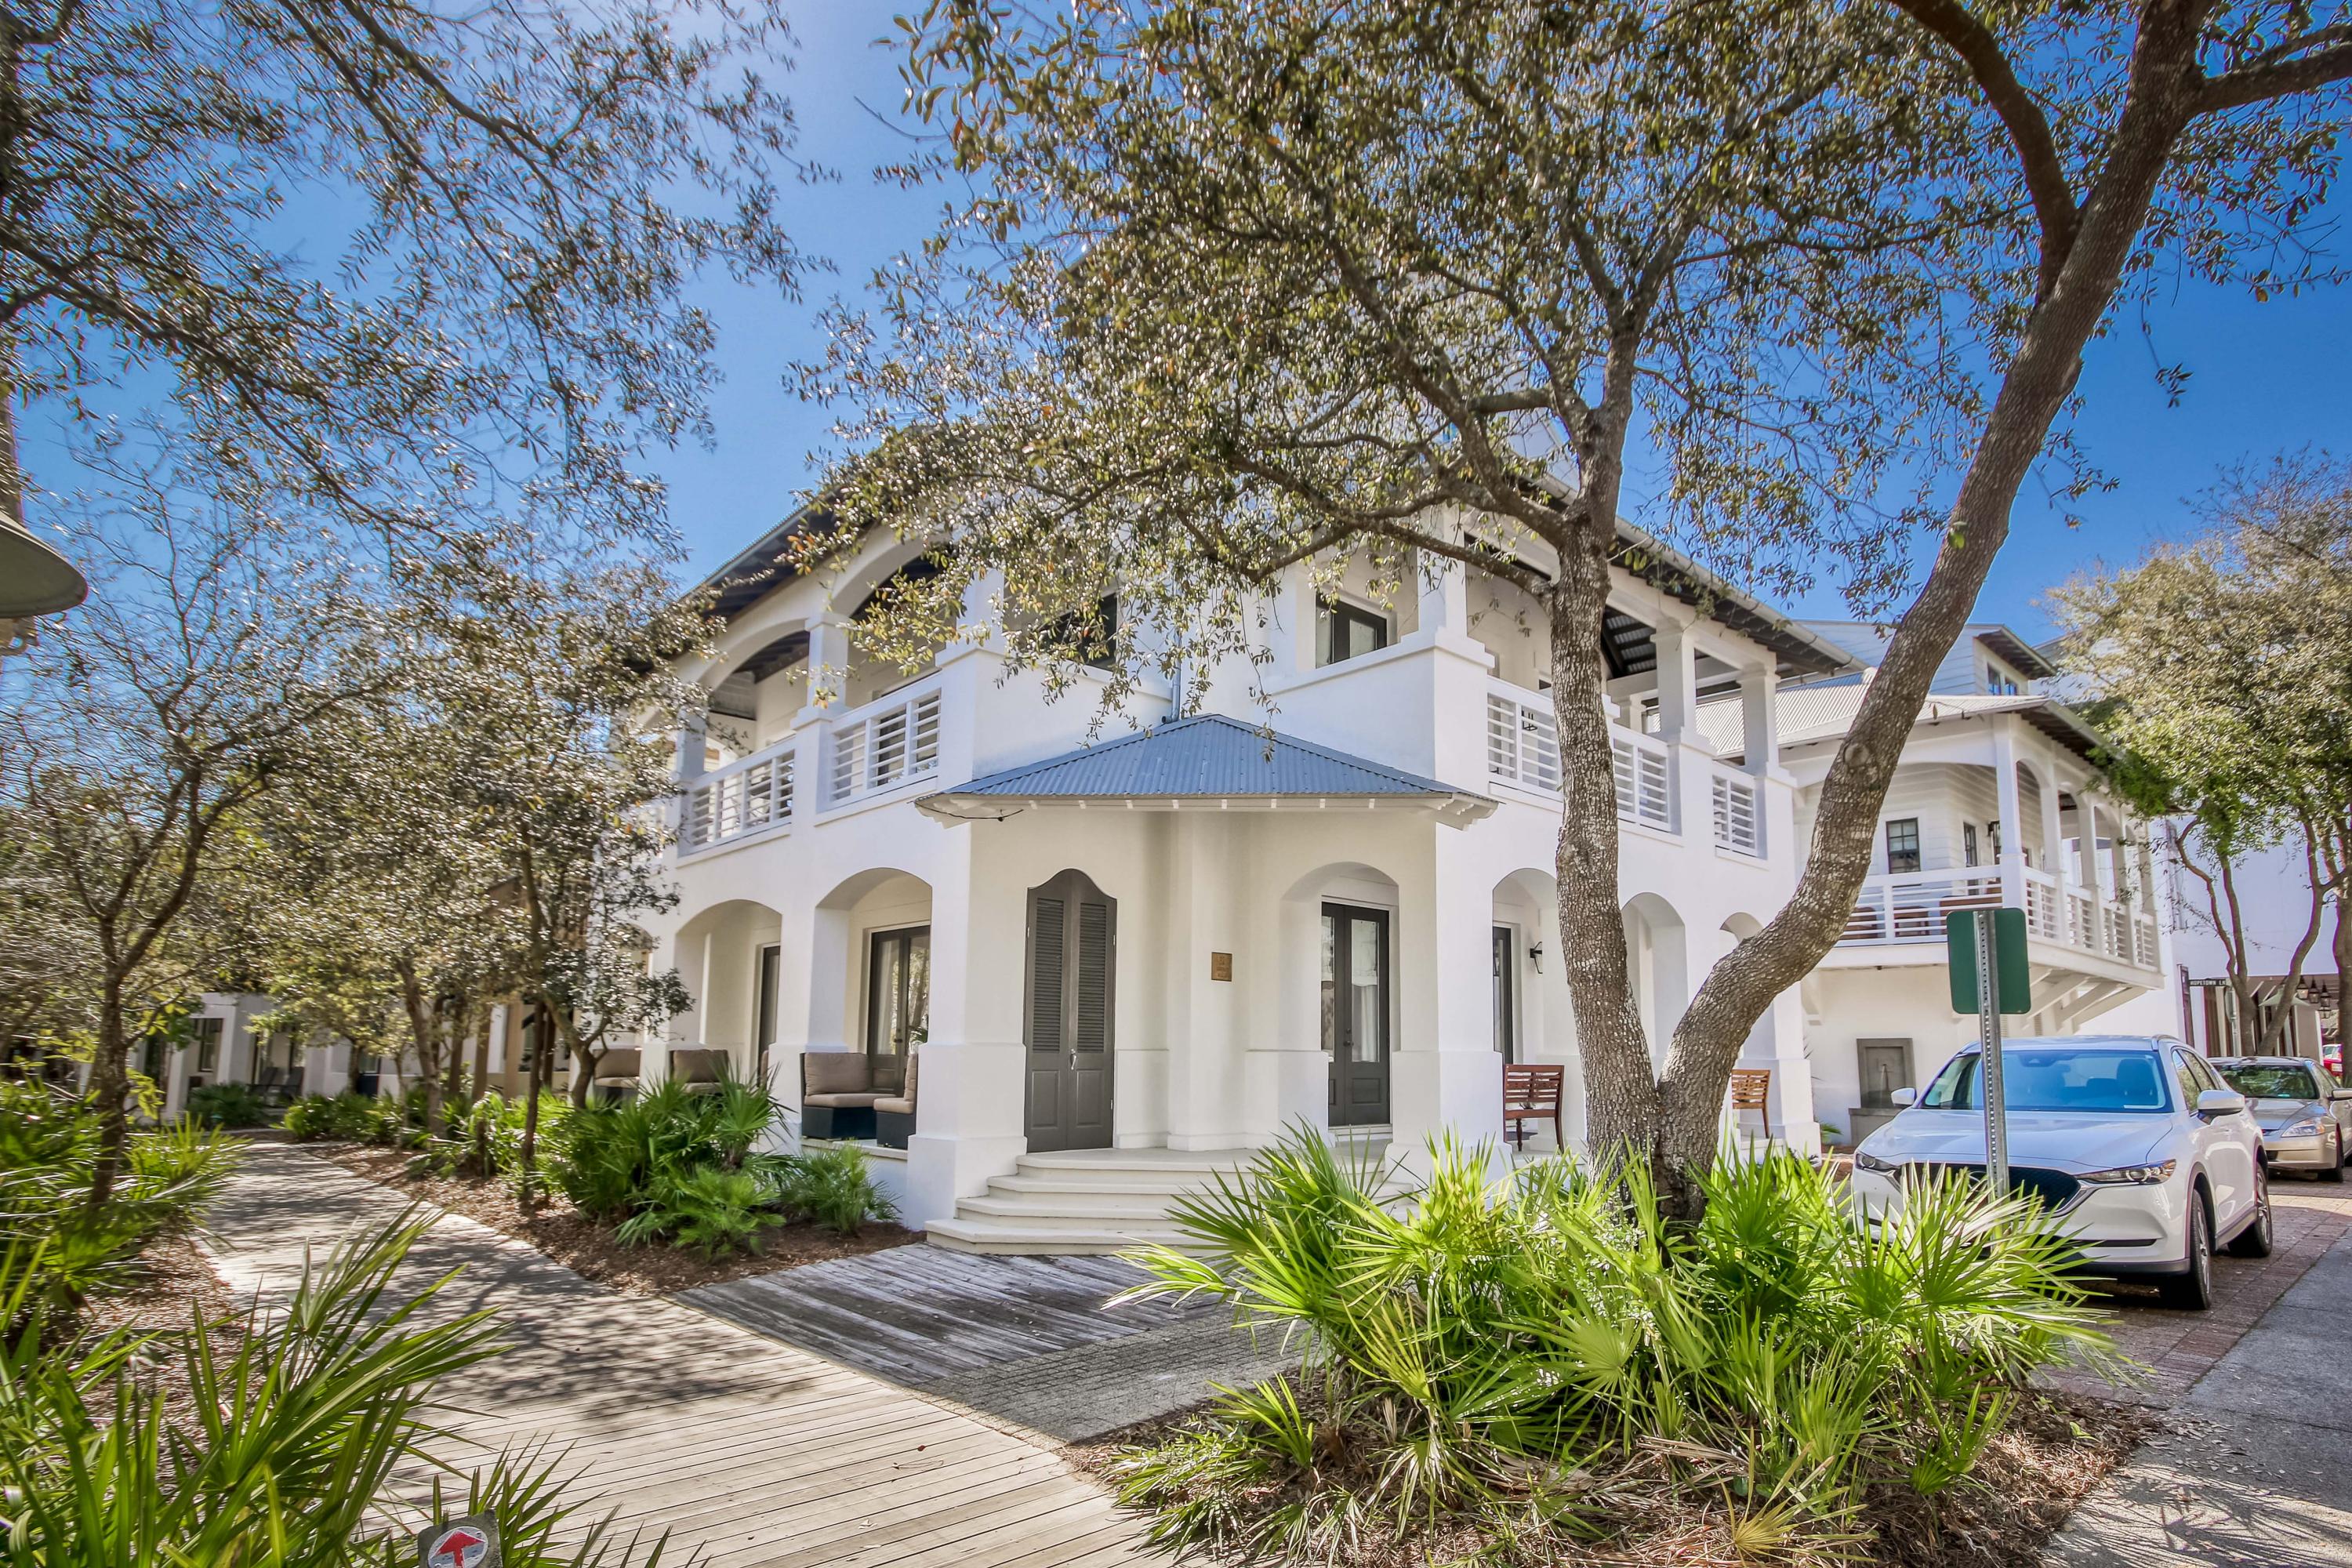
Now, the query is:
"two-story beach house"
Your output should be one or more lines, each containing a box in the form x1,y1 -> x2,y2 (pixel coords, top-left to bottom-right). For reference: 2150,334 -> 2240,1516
642,506 -> 1854,1249
1775,623 -> 2169,1147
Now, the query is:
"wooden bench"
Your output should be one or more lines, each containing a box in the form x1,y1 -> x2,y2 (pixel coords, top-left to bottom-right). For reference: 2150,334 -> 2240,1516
1503,1062 -> 1565,1152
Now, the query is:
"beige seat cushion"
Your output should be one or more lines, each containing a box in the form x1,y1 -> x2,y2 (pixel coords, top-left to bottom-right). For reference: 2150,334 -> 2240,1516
873,1097 -> 914,1116
804,1091 -> 881,1109
669,1047 -> 724,1084
803,1052 -> 873,1096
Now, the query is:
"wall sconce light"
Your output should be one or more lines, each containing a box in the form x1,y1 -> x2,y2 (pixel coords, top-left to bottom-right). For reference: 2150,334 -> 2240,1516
1526,942 -> 1545,975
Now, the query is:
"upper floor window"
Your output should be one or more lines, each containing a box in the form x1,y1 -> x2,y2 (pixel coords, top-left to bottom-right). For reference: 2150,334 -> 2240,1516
1048,594 -> 1120,670
1986,663 -> 2020,695
1317,597 -> 1389,666
1885,818 -> 1922,874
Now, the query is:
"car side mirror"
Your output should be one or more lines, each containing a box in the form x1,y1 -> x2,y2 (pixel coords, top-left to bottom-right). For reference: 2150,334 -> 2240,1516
2197,1087 -> 2248,1118
1891,1087 -> 1917,1108
2330,1088 -> 2352,1103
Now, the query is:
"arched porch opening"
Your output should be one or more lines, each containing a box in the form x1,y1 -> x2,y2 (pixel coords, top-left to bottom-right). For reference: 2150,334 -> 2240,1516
1621,891 -> 1690,1069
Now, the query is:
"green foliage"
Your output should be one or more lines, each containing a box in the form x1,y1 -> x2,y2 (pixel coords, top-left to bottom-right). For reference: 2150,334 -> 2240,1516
0,1080 -> 239,1322
547,1073 -> 891,1254
183,1082 -> 270,1129
0,1208 -> 681,1568
772,1142 -> 899,1237
1111,1131 -> 2115,1561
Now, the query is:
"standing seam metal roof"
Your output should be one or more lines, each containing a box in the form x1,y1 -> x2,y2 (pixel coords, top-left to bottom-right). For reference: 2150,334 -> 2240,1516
924,713 -> 1486,800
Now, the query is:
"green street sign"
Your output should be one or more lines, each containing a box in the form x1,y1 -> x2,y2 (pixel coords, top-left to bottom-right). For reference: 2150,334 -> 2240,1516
1947,908 -> 2031,1014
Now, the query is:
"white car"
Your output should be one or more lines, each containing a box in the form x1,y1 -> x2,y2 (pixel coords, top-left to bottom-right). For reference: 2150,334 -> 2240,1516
1849,1035 -> 2270,1311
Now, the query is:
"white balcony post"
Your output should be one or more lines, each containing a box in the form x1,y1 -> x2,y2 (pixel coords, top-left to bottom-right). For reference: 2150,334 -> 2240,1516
1414,521 -> 1468,634
1739,666 -> 1779,778
1991,719 -> 2027,909
1651,614 -> 1698,746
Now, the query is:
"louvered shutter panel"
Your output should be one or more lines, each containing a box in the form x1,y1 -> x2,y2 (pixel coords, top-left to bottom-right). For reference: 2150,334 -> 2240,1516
1074,900 -> 1110,1054
1029,895 -> 1066,1051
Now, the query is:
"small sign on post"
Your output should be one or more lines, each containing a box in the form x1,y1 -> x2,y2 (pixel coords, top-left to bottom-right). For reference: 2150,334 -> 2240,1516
417,1517 -> 501,1568
1947,909 -> 2031,1197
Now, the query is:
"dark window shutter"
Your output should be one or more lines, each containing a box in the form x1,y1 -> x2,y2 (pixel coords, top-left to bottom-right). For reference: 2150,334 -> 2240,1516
1075,900 -> 1110,1054
1030,895 -> 1066,1050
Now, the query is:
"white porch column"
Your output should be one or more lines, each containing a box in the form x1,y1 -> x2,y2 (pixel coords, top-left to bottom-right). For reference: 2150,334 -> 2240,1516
1414,521 -> 1469,634
303,1041 -> 352,1098
793,611 -> 855,720
906,837 -> 1026,1227
1650,615 -> 1699,746
1169,815 -> 1254,1149
1390,833 -> 1504,1160
1740,666 -> 1780,776
1991,720 -> 2027,907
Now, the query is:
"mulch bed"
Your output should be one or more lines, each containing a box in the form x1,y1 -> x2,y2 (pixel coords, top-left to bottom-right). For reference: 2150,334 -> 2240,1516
310,1143 -> 921,1295
78,1227 -> 250,1423
1073,1383 -> 2157,1568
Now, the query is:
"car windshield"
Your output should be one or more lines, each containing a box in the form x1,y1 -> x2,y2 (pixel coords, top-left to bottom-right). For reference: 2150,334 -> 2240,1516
1921,1048 -> 2171,1114
2219,1063 -> 2322,1102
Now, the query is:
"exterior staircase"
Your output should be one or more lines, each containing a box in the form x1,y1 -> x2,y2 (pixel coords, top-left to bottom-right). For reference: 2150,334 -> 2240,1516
923,1137 -> 1397,1256
924,1148 -> 1243,1256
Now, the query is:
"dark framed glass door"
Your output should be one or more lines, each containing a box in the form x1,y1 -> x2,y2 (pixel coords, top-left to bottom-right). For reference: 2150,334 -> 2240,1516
1324,904 -> 1391,1126
1025,870 -> 1116,1152
1493,926 -> 1515,1063
755,943 -> 781,1087
866,926 -> 930,1095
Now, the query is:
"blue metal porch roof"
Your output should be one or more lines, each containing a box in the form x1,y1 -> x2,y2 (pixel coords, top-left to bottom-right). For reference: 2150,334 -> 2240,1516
915,714 -> 1495,822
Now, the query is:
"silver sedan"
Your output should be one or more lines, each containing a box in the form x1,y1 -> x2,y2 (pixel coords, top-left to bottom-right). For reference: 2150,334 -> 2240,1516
2212,1057 -> 2352,1181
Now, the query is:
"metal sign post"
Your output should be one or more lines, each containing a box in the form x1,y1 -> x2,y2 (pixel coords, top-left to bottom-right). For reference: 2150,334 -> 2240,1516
1974,913 -> 2009,1197
1947,908 -> 2031,1199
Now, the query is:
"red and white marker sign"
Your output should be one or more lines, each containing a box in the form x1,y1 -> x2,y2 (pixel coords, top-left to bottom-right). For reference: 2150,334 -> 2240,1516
416,1518 -> 503,1568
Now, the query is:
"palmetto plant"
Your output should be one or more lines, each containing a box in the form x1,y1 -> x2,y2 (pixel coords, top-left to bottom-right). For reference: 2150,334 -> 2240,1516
1113,1131 -> 2114,1561
0,1209 -> 688,1568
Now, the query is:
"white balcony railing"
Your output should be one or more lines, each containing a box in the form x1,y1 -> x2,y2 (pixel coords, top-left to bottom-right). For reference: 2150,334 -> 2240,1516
1841,863 -> 2158,971
1612,726 -> 1675,833
1484,682 -> 1677,835
1711,769 -> 1762,857
1486,685 -> 1561,792
1840,869 -> 2002,945
828,681 -> 944,808
684,741 -> 795,853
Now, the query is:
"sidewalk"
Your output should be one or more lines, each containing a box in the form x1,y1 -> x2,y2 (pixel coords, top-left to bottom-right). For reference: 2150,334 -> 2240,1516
200,1146 -> 1157,1568
2045,1192 -> 2352,1565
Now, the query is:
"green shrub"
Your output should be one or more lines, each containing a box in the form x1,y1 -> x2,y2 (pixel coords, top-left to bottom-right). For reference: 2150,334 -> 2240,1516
0,1208 -> 679,1567
1109,1133 -> 2115,1562
0,1080 -> 240,1319
772,1142 -> 897,1236
543,1066 -> 891,1254
184,1081 -> 270,1128
615,1167 -> 783,1258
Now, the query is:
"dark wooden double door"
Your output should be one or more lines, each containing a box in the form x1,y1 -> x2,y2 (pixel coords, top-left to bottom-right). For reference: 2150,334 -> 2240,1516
1025,869 -> 1116,1152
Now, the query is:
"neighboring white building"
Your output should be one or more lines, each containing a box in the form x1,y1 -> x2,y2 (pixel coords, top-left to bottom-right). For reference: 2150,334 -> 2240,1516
1774,626 -> 2170,1146
646,506 -> 1853,1246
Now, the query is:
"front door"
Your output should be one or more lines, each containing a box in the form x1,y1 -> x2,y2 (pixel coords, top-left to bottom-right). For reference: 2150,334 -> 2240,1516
1492,926 -> 1515,1064
1325,904 -> 1392,1126
1025,870 -> 1116,1152
754,943 -> 781,1087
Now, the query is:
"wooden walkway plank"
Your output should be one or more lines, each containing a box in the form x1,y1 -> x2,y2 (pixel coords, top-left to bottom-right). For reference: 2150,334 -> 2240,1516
199,1148 -> 1163,1568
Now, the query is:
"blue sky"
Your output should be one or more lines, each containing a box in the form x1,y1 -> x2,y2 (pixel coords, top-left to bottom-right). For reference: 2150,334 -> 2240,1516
26,7 -> 2350,643
655,10 -> 2351,642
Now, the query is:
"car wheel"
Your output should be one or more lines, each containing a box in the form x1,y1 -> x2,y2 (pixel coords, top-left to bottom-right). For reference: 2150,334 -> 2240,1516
2324,1128 -> 2347,1184
2159,1195 -> 2216,1310
2227,1166 -> 2275,1258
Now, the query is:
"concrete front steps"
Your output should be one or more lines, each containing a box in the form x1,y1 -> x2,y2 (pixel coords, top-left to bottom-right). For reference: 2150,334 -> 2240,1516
924,1141 -> 1396,1256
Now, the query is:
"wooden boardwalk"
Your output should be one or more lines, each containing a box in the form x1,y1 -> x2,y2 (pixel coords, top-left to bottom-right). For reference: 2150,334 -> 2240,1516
683,1249 -> 1214,1385
201,1147 -> 1162,1568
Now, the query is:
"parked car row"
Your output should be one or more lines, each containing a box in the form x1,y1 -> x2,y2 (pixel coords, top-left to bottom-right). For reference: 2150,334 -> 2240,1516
1849,1034 -> 2285,1311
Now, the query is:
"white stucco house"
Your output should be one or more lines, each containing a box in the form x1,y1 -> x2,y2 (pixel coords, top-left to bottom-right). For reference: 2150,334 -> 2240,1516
1773,624 -> 2171,1146
643,506 -> 1855,1248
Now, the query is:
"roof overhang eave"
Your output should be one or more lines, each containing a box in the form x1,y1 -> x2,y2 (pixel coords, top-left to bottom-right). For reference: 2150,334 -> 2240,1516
914,790 -> 1500,827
